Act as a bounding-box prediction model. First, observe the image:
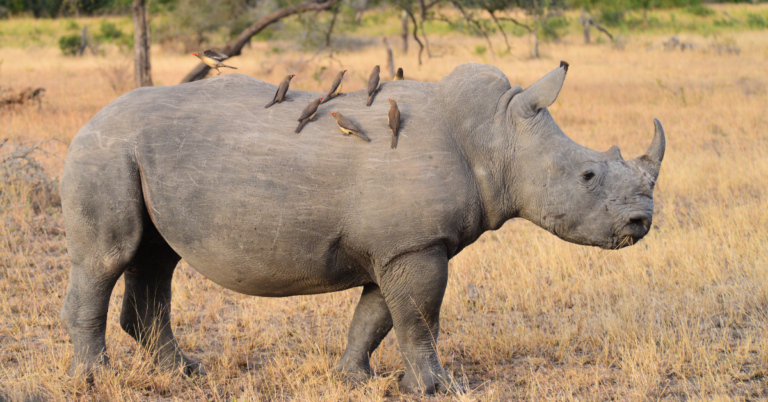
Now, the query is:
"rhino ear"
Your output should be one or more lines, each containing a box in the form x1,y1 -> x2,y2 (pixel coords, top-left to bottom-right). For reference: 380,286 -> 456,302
511,61 -> 569,118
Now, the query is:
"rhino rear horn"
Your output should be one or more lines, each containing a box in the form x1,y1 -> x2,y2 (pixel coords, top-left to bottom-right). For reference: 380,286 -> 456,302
634,119 -> 666,179
511,61 -> 569,118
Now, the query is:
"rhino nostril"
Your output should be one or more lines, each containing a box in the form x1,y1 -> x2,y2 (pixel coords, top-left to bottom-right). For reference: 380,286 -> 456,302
628,214 -> 651,231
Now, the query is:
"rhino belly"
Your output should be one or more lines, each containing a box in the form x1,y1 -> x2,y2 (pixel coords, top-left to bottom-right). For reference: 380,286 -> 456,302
136,150 -> 372,296
149,198 -> 372,296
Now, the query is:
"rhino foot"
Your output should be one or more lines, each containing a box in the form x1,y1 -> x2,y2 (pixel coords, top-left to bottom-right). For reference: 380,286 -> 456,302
333,360 -> 372,385
177,357 -> 206,376
398,368 -> 464,395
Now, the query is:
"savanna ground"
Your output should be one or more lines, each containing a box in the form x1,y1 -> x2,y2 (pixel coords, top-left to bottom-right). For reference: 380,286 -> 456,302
2,4 -> 768,401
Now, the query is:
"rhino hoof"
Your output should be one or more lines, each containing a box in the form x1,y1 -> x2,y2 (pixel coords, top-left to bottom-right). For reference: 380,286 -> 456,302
181,360 -> 206,376
333,361 -> 372,385
398,372 -> 464,395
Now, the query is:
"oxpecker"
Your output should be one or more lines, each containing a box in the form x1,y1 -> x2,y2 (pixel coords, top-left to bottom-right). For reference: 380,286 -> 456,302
394,67 -> 404,81
388,98 -> 401,149
321,70 -> 347,104
295,97 -> 323,133
330,112 -> 370,142
366,65 -> 380,106
192,50 -> 237,75
265,74 -> 296,108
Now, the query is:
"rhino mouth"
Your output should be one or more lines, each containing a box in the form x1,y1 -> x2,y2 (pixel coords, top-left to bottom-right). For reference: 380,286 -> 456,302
613,235 -> 638,249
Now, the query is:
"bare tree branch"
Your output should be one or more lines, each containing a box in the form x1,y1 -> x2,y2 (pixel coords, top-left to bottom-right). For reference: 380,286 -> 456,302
325,5 -> 339,46
400,4 -> 425,65
181,0 -> 340,83
452,1 -> 495,56
590,20 -> 613,40
497,16 -> 533,33
487,9 -> 511,53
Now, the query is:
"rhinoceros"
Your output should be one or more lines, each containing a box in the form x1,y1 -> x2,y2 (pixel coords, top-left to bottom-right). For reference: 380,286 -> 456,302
59,62 -> 665,393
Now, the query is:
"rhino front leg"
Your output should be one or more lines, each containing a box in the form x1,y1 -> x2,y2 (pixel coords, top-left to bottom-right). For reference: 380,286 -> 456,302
119,236 -> 204,376
335,284 -> 393,382
379,246 -> 459,394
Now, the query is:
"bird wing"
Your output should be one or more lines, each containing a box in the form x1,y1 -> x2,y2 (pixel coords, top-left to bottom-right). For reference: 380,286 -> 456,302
298,100 -> 320,121
336,114 -> 361,133
367,71 -> 380,96
204,50 -> 229,61
326,74 -> 342,96
389,104 -> 400,134
276,80 -> 290,101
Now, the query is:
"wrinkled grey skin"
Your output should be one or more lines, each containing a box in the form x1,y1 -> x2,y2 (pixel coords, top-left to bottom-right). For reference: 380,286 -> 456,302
59,62 -> 665,394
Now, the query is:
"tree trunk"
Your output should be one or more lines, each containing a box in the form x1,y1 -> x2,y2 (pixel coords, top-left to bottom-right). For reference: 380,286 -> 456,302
353,0 -> 367,24
488,9 -> 511,54
401,10 -> 409,53
580,8 -> 591,44
181,0 -> 339,83
531,31 -> 539,58
326,6 -> 339,46
383,37 -> 395,78
78,26 -> 87,56
132,0 -> 153,87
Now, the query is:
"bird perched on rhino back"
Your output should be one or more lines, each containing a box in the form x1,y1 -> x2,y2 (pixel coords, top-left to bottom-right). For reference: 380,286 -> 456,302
366,65 -> 381,106
192,50 -> 238,75
330,112 -> 370,142
265,74 -> 296,109
295,97 -> 323,133
388,98 -> 401,149
321,70 -> 347,104
394,67 -> 404,81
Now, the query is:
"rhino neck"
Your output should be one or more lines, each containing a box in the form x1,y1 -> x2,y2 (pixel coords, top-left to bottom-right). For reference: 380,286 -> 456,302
435,63 -> 531,231
442,89 -> 523,232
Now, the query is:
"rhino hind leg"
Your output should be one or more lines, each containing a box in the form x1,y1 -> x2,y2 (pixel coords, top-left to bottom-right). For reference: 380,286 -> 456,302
119,225 -> 204,376
335,284 -> 393,382
60,155 -> 147,377
60,259 -> 125,378
379,246 -> 462,395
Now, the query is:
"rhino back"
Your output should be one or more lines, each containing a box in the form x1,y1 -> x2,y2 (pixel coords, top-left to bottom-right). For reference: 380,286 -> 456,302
74,74 -> 481,295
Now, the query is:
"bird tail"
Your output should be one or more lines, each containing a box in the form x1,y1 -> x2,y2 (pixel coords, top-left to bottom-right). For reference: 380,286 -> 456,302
295,120 -> 309,133
264,99 -> 277,109
320,96 -> 330,104
391,133 -> 398,149
366,95 -> 374,107
221,64 -> 237,70
355,132 -> 371,142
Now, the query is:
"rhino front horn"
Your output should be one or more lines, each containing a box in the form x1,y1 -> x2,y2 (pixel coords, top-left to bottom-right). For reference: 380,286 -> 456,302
636,118 -> 666,179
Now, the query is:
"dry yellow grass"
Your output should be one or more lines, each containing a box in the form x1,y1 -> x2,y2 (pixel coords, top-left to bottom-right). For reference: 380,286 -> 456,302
1,10 -> 767,401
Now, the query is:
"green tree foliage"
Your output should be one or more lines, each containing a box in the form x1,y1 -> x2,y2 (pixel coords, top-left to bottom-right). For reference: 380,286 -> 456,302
58,32 -> 81,54
153,0 -> 259,53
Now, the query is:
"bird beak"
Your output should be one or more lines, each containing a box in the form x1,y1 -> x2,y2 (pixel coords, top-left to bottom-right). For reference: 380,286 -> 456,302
330,112 -> 334,116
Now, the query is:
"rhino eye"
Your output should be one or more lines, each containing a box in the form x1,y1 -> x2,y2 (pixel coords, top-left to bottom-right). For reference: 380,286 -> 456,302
581,171 -> 595,182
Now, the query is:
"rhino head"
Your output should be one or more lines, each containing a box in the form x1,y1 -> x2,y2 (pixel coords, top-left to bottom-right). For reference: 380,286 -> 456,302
507,62 -> 665,249
440,62 -> 665,250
